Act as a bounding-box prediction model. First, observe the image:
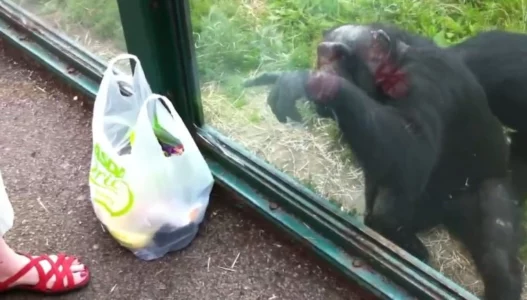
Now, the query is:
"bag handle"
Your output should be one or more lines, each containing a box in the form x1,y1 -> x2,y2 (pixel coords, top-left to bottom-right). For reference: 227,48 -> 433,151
92,54 -> 153,148
104,54 -> 144,98
94,54 -> 141,112
142,94 -> 180,123
99,53 -> 145,98
107,53 -> 140,72
132,94 -> 184,157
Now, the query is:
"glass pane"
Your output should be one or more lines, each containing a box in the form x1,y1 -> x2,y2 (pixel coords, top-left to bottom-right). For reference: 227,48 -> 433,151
14,0 -> 131,73
190,1 -> 526,298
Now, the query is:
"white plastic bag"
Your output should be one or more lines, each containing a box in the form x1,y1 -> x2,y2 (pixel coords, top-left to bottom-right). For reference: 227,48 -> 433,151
0,170 -> 14,237
89,54 -> 214,257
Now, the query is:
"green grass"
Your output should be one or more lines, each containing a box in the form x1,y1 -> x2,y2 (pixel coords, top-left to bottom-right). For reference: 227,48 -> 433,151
190,0 -> 527,87
28,0 -> 527,92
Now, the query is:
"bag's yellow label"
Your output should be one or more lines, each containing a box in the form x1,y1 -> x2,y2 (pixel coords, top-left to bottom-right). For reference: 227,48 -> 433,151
107,227 -> 153,249
89,143 -> 134,217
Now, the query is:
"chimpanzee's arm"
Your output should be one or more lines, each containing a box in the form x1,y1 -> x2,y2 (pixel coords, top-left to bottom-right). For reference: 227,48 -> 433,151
320,76 -> 444,260
308,75 -> 443,200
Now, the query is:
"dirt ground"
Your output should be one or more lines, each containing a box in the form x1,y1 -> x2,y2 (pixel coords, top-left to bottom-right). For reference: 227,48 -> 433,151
0,41 -> 373,300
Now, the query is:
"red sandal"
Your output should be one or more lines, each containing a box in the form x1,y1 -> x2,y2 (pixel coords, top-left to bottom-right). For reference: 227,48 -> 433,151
0,253 -> 90,294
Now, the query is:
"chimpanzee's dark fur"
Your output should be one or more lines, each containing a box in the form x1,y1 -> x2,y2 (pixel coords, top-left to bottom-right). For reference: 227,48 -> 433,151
449,31 -> 527,135
304,25 -> 523,300
242,70 -> 310,122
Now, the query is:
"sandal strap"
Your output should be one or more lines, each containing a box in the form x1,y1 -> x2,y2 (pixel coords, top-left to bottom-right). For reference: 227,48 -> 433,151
0,253 -> 78,290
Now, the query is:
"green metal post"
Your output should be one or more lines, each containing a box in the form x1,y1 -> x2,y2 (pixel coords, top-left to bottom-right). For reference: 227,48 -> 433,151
115,0 -> 204,128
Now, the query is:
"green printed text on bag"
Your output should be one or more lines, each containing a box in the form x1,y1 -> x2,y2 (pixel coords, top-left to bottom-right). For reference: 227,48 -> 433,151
89,143 -> 134,217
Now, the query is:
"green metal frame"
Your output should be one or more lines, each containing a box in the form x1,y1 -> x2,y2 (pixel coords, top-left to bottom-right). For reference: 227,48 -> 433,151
116,0 -> 203,128
0,1 -> 480,299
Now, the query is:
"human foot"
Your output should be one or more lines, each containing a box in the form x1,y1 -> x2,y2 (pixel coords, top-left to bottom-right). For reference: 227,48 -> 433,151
0,253 -> 90,293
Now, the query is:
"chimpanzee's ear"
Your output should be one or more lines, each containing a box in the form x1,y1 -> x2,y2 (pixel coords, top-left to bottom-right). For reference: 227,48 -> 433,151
371,29 -> 393,53
371,29 -> 409,58
362,29 -> 409,75
360,29 -> 394,74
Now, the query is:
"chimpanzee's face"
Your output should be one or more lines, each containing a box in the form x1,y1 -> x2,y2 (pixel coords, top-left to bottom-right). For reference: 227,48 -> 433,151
316,25 -> 379,97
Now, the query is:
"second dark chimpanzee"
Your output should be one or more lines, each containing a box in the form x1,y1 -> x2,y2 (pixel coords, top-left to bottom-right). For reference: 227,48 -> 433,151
449,32 -> 527,202
448,30 -> 527,135
304,25 -> 523,299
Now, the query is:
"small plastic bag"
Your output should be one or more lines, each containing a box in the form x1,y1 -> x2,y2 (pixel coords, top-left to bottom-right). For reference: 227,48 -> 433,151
0,170 -> 14,237
89,54 -> 214,260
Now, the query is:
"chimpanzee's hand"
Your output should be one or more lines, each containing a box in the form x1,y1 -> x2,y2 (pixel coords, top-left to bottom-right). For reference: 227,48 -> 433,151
243,70 -> 310,123
268,71 -> 309,123
305,72 -> 343,104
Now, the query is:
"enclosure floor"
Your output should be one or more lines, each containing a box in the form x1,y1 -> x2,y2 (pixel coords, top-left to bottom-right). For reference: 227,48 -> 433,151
0,40 -> 369,300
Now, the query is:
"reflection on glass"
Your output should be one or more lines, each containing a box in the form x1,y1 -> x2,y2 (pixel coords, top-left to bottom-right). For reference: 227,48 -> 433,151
191,0 -> 527,297
15,0 -> 130,73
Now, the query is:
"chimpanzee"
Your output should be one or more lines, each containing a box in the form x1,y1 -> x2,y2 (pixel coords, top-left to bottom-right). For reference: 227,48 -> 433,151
303,25 -> 523,299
